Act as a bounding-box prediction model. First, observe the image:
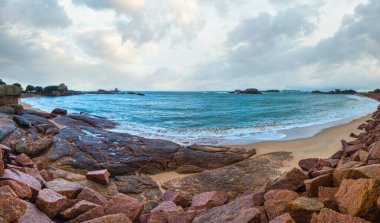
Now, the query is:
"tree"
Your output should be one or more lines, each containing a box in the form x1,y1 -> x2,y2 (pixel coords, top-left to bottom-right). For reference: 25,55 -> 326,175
34,86 -> 43,93
0,79 -> 5,85
25,85 -> 35,93
43,85 -> 59,94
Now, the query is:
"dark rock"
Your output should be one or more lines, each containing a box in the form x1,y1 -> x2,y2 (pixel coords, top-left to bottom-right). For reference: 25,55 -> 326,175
36,188 -> 68,218
15,137 -> 53,156
52,108 -> 67,115
163,152 -> 293,198
86,169 -> 110,185
77,187 -> 108,206
264,189 -> 298,220
13,116 -> 31,128
175,165 -> 204,173
267,168 -> 308,191
48,125 -> 257,176
0,105 -> 15,114
21,109 -> 56,119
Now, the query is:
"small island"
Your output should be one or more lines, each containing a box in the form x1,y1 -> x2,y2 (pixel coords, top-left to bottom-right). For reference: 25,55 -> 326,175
311,89 -> 357,95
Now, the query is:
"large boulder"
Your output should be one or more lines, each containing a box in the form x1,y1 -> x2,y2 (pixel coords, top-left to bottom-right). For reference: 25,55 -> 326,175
67,206 -> 105,223
163,152 -> 293,198
61,200 -> 100,219
13,116 -> 31,128
264,189 -> 299,220
304,174 -> 332,197
335,178 -> 378,221
189,191 -> 228,211
36,188 -> 68,218
269,213 -> 296,223
0,180 -> 32,199
298,158 -> 319,171
103,193 -> 144,222
52,108 -> 67,116
82,213 -> 131,223
268,168 -> 308,191
18,202 -> 54,223
77,187 -> 108,205
140,201 -> 184,223
15,137 -> 53,157
45,178 -> 84,199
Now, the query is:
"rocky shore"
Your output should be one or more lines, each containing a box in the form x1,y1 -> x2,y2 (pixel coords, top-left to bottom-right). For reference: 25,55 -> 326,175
1,84 -> 380,222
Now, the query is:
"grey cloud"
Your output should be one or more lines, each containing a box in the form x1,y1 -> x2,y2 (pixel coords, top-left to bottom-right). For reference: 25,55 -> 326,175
191,0 -> 380,90
0,0 -> 71,28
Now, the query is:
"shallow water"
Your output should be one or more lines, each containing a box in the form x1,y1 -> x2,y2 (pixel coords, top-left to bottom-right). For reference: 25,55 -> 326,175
22,91 -> 379,145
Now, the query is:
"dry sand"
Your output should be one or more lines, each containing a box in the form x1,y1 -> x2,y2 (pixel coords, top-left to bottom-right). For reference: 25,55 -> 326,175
151,114 -> 372,186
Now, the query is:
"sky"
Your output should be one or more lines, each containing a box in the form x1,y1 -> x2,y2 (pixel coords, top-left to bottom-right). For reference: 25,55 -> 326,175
0,0 -> 379,91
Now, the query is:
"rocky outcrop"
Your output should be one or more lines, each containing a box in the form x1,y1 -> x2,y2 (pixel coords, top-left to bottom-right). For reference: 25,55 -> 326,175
162,152 -> 292,198
0,85 -> 22,106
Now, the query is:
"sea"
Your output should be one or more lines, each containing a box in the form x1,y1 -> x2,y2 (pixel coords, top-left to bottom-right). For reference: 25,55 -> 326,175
22,91 -> 379,146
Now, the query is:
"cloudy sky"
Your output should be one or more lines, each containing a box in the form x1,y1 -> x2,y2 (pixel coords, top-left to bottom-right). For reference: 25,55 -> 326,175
0,0 -> 379,91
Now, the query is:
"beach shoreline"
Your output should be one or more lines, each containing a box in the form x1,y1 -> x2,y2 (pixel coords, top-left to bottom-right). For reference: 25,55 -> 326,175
19,96 -> 379,185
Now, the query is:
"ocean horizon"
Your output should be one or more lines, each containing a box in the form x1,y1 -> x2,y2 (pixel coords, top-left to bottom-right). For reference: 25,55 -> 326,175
22,91 -> 379,146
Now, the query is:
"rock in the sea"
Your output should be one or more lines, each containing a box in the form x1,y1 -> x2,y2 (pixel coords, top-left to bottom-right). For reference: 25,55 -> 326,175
0,179 -> 32,199
13,116 -> 31,128
316,208 -> 370,223
304,174 -> 332,197
36,188 -> 68,218
0,186 -> 27,223
77,187 -> 108,205
2,168 -> 42,191
48,123 -> 256,176
190,191 -> 228,210
163,152 -> 293,198
14,153 -> 34,167
335,178 -> 378,221
86,169 -> 110,185
269,213 -> 296,223
82,213 -> 131,223
52,108 -> 68,115
286,197 -> 324,223
18,202 -> 54,223
45,178 -> 84,199
103,193 -> 144,222
264,189 -> 299,220
192,194 -> 263,223
268,168 -> 308,191
61,200 -> 100,219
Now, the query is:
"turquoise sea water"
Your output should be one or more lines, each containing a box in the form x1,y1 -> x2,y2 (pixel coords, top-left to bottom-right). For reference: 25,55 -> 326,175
22,91 -> 379,145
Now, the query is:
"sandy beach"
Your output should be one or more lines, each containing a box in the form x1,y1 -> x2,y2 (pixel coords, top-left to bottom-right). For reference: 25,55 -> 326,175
150,113 -> 373,186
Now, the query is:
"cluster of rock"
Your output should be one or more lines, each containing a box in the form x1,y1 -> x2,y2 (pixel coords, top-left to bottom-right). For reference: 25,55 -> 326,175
229,88 -> 262,94
311,89 -> 357,94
